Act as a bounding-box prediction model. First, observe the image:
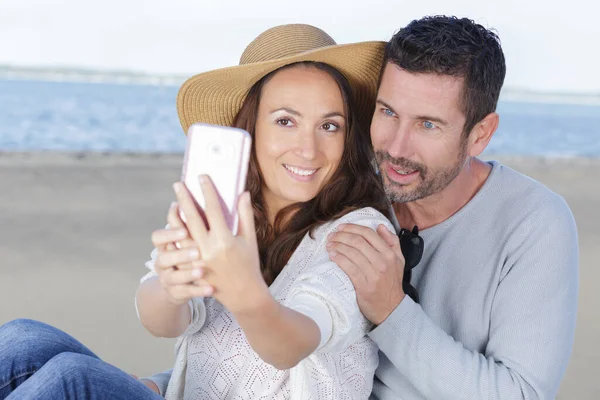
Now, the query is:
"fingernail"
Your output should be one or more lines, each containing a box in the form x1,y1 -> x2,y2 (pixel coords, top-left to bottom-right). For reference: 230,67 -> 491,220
191,268 -> 202,278
338,224 -> 345,231
176,229 -> 187,239
326,242 -> 332,248
329,251 -> 337,257
173,183 -> 181,193
203,286 -> 213,296
199,175 -> 207,184
189,248 -> 199,258
170,201 -> 177,209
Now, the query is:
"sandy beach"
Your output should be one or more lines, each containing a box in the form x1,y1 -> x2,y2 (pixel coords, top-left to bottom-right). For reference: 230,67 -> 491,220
0,152 -> 598,399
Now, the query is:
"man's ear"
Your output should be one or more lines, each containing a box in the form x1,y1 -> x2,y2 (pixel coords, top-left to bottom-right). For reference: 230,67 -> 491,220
467,112 -> 499,157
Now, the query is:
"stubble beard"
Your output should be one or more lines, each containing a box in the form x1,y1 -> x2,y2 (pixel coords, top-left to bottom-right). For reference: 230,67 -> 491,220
375,140 -> 468,204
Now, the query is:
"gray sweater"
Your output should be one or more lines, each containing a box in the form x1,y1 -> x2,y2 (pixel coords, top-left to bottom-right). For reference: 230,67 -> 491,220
145,161 -> 578,399
369,161 -> 578,400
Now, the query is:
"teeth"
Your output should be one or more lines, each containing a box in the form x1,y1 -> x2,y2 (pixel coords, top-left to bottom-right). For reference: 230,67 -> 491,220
394,169 -> 414,175
284,164 -> 317,176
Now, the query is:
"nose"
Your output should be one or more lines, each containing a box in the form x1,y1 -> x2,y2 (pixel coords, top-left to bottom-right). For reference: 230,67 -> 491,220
294,128 -> 318,160
387,122 -> 415,159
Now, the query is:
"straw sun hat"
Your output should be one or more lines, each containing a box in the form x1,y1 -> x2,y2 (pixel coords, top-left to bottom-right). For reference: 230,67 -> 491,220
176,24 -> 386,133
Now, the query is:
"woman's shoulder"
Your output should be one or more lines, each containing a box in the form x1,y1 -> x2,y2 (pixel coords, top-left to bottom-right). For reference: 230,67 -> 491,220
313,207 -> 394,240
286,208 -> 394,266
337,206 -> 392,224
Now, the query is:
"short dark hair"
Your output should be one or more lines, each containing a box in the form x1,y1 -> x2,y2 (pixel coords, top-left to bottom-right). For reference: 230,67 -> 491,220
384,16 -> 506,136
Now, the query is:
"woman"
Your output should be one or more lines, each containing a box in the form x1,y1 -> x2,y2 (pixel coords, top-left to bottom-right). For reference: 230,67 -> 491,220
0,24 -> 399,399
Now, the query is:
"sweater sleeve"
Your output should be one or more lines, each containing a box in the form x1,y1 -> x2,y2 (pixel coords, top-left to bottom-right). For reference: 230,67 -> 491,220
369,195 -> 578,400
285,207 -> 396,353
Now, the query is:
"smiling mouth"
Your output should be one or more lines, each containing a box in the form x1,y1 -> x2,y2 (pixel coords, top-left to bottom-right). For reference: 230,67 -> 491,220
283,164 -> 318,177
392,167 -> 418,175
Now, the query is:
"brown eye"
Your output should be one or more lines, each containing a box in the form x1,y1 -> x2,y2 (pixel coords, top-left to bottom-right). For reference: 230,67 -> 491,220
277,118 -> 292,127
322,122 -> 338,132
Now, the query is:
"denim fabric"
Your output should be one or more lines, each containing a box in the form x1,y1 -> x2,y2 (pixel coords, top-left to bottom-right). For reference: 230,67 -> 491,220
0,319 -> 162,400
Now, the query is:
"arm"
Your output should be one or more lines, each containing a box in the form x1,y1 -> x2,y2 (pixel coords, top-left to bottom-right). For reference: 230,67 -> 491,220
233,292 -> 322,370
173,179 -> 321,369
173,180 -> 382,371
135,275 -> 191,338
235,253 -> 377,370
330,200 -> 578,400
239,210 -> 395,369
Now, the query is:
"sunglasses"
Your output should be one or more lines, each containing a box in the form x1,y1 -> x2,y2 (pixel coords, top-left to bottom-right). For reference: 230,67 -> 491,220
398,225 -> 424,303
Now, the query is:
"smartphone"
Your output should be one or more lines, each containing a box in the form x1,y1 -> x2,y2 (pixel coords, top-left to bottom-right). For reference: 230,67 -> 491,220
180,123 -> 252,234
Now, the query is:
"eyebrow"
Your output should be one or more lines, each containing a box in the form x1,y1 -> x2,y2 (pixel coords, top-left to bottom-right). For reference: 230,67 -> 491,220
271,107 -> 301,116
376,99 -> 449,126
271,108 -> 345,119
322,111 -> 345,119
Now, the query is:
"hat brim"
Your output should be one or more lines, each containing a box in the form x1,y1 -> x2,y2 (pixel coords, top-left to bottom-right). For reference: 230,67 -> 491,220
176,41 -> 386,133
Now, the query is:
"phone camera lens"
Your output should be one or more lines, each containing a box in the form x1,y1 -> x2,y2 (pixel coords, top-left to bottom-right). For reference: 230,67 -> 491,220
207,142 -> 233,160
209,144 -> 220,155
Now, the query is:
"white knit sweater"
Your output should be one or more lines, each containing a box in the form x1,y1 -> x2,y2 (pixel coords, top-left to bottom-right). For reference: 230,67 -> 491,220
139,207 -> 394,400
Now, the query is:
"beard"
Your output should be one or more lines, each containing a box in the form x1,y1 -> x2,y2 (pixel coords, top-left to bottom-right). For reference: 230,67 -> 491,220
374,141 -> 468,203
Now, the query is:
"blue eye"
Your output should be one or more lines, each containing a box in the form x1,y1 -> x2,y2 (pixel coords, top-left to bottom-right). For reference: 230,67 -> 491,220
383,108 -> 395,117
423,121 -> 436,130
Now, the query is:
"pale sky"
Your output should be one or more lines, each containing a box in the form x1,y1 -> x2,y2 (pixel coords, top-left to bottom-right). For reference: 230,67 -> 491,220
1,0 -> 599,93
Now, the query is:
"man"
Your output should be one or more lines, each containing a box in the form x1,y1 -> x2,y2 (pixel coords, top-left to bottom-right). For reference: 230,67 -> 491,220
326,16 -> 578,399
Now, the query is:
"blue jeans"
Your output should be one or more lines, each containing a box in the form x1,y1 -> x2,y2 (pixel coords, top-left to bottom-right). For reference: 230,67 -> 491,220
0,319 -> 163,400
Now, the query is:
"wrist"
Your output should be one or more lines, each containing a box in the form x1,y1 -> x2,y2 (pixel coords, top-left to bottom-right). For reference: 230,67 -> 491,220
139,277 -> 183,307
164,292 -> 188,307
232,283 -> 276,319
155,280 -> 188,307
373,290 -> 406,326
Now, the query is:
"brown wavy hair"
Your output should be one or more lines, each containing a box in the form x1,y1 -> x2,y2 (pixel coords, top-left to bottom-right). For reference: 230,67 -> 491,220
233,62 -> 390,285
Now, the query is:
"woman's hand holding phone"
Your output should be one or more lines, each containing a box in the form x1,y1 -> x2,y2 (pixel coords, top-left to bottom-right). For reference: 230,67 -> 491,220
173,177 -> 271,315
151,202 -> 214,305
153,122 -> 252,308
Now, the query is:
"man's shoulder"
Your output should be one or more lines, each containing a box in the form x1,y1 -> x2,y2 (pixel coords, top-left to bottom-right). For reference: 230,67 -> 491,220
486,160 -> 575,227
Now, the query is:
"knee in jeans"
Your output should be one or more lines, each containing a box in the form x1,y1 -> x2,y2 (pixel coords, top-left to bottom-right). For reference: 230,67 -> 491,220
0,319 -> 49,342
1,319 -> 42,334
0,319 -> 55,343
44,353 -> 96,380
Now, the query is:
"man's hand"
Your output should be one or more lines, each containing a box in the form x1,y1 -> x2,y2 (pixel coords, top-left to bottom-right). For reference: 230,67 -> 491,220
327,223 -> 406,325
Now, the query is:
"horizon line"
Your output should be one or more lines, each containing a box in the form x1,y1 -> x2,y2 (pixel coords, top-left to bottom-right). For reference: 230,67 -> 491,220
2,63 -> 600,105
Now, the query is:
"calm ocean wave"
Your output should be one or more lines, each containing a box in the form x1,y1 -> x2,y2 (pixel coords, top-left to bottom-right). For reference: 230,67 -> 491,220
1,79 -> 599,157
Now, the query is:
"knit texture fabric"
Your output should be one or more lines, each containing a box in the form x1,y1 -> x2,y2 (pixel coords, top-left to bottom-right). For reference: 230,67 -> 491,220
370,161 -> 579,400
140,208 -> 395,399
